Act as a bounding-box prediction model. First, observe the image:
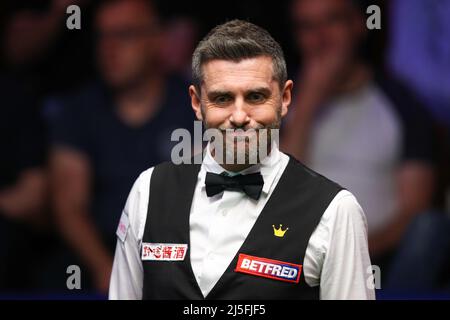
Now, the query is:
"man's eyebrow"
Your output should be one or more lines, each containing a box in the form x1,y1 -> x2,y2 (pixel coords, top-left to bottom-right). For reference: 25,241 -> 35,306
245,87 -> 272,95
206,87 -> 272,99
207,90 -> 234,99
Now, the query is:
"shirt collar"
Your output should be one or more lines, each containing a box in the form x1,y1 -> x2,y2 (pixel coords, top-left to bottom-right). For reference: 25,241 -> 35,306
199,142 -> 282,196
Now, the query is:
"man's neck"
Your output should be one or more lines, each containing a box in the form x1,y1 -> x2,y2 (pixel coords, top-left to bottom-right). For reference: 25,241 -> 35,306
115,75 -> 165,127
218,162 -> 256,173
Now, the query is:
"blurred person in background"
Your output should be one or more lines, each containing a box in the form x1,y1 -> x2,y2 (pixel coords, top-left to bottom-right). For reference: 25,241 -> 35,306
384,125 -> 450,294
49,0 -> 194,294
281,0 -> 436,290
385,0 -> 450,293
0,0 -> 92,294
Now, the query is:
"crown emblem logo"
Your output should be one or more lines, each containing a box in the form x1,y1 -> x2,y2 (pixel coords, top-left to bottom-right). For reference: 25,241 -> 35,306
272,224 -> 289,237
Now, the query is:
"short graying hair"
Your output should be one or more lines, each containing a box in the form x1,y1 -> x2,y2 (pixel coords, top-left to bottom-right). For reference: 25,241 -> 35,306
192,19 -> 288,91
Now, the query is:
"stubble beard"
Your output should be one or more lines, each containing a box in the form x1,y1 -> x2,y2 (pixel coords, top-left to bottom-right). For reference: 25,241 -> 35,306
202,107 -> 282,166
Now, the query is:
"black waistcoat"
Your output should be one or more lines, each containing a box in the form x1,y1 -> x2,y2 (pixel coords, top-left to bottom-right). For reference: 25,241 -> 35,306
142,156 -> 343,300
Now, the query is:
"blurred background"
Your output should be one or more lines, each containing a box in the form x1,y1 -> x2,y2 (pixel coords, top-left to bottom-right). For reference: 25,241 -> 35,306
0,0 -> 448,299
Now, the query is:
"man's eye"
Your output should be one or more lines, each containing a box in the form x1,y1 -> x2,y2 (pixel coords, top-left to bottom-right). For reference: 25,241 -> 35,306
214,95 -> 232,104
247,93 -> 266,103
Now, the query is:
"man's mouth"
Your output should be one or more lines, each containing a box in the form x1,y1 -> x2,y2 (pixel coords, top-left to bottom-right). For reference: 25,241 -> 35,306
223,130 -> 258,141
220,127 -> 262,134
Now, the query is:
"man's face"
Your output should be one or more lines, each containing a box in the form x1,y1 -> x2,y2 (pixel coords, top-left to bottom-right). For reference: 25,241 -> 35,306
292,0 -> 364,61
189,56 -> 293,164
96,0 -> 161,88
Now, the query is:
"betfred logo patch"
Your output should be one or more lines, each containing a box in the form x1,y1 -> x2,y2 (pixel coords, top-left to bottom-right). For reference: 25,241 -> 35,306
141,243 -> 188,261
235,253 -> 302,284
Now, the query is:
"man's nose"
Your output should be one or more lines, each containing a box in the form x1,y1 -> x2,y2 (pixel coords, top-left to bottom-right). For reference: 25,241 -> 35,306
229,99 -> 251,128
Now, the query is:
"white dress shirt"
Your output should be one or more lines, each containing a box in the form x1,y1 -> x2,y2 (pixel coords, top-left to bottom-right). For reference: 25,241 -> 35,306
109,145 -> 375,300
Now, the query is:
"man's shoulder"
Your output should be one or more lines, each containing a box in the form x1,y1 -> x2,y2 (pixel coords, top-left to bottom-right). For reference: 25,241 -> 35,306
127,167 -> 155,203
151,160 -> 202,185
137,166 -> 156,183
320,189 -> 369,238
329,189 -> 365,216
137,160 -> 201,185
284,153 -> 344,191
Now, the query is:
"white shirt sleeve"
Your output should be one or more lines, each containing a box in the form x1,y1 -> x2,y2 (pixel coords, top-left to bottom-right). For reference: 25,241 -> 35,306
303,190 -> 376,300
109,168 -> 153,300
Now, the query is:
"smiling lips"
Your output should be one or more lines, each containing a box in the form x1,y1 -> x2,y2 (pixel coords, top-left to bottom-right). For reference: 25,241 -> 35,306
226,132 -> 258,143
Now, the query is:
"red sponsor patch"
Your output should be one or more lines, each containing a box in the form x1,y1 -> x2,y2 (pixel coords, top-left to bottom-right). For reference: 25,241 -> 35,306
235,253 -> 302,284
141,243 -> 188,261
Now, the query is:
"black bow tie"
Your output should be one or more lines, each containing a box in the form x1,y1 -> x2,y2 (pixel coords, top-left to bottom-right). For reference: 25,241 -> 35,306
205,171 -> 264,200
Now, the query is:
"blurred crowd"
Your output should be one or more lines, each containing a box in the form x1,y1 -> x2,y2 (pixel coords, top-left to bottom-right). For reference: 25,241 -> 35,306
0,0 -> 449,299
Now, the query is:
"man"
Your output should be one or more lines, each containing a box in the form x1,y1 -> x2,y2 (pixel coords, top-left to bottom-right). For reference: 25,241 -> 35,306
281,0 -> 435,277
110,19 -> 374,300
50,0 -> 194,294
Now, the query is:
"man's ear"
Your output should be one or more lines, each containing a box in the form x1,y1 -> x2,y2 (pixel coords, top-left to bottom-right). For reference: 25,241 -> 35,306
189,85 -> 203,121
280,80 -> 293,118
